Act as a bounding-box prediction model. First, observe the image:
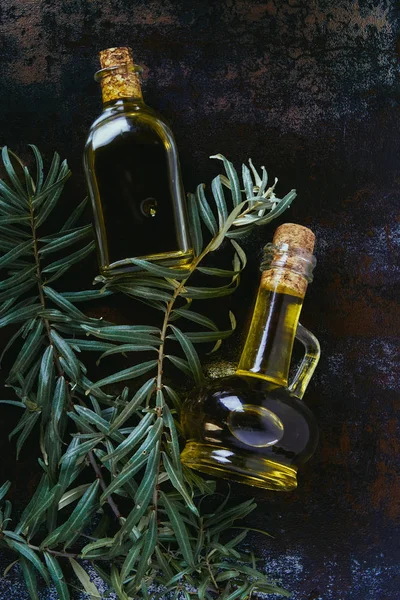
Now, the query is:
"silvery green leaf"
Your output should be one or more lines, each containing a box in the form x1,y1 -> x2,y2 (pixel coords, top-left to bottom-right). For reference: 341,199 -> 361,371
0,481 -> 11,502
37,345 -> 54,420
171,308 -> 218,331
121,444 -> 159,536
162,452 -> 198,516
39,224 -> 92,254
51,376 -> 67,438
211,174 -> 228,229
187,192 -> 203,256
210,154 -> 241,207
58,438 -> 82,491
0,304 -> 40,327
73,405 -> 114,437
0,322 -> 26,367
16,411 -> 40,459
0,278 -> 36,305
169,325 -> 204,385
166,355 -> 192,377
20,557 -> 39,600
28,145 -> 44,194
15,475 -> 48,535
117,284 -> 172,303
134,510 -> 157,585
102,412 -> 155,463
120,537 -> 145,582
241,163 -> 254,200
255,189 -> 296,225
49,480 -> 100,548
43,287 -> 92,322
119,257 -> 190,279
110,378 -> 155,431
182,281 -> 238,300
99,451 -> 147,501
44,553 -> 70,600
61,288 -> 113,302
65,339 -> 115,353
162,404 -> 182,475
0,265 -> 36,292
154,545 -> 173,581
0,400 -> 25,408
97,343 -> 158,362
223,583 -> 251,600
35,168 -> 71,225
111,566 -> 130,600
196,266 -> 240,278
49,329 -> 80,381
196,183 -> 218,235
82,324 -> 160,344
0,176 -> 26,210
160,492 -> 195,567
248,158 -> 262,187
4,539 -> 49,584
170,329 -> 234,343
22,484 -> 61,529
24,165 -> 35,198
89,359 -> 157,390
39,152 -> 60,199
42,241 -> 95,273
61,197 -> 88,231
2,147 -> 27,199
60,438 -> 100,463
163,386 -> 182,411
69,558 -> 101,599
0,239 -> 32,269
58,484 -> 91,511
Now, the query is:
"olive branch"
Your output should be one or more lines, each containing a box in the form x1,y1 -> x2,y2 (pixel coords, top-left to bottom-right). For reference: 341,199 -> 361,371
0,146 -> 294,599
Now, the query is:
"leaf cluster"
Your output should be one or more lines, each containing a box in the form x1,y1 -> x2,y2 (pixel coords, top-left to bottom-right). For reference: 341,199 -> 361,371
0,147 -> 294,599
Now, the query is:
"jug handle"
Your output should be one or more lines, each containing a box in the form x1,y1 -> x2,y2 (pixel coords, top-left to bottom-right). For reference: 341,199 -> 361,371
288,323 -> 320,400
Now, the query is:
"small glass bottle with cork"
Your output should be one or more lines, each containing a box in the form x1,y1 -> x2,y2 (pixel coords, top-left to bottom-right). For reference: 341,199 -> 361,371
181,223 -> 320,491
84,46 -> 193,278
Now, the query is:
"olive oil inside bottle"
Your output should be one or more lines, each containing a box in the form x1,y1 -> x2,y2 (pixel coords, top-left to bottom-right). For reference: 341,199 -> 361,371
237,289 -> 303,386
93,119 -> 179,264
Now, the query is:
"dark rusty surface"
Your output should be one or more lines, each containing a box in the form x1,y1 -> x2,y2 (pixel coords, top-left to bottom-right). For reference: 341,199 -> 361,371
0,0 -> 399,598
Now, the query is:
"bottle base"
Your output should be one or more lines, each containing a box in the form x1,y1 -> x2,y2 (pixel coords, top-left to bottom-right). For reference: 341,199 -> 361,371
181,442 -> 298,491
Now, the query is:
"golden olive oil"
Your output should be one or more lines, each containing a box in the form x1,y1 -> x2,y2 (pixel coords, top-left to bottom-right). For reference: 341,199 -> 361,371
181,224 -> 320,491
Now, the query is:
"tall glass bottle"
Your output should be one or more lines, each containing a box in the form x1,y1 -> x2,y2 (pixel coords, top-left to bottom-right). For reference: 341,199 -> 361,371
181,223 -> 320,491
84,47 -> 193,277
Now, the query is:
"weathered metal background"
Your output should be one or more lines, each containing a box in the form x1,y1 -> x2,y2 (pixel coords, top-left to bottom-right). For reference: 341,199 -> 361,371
0,0 -> 399,598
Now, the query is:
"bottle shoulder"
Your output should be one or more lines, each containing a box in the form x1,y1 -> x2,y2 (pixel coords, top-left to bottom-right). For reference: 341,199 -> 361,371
86,101 -> 173,135
84,102 -> 177,155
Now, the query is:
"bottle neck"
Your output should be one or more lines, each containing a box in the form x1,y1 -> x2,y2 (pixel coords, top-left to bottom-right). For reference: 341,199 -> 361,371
236,243 -> 315,387
95,64 -> 144,106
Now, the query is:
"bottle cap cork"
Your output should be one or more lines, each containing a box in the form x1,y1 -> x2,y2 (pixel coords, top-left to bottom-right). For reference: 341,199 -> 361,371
99,47 -> 134,69
97,46 -> 142,104
272,223 -> 315,254
261,223 -> 316,298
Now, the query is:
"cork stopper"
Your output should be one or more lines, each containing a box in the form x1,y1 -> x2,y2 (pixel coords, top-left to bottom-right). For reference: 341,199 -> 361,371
97,46 -> 142,104
261,223 -> 316,298
272,223 -> 315,254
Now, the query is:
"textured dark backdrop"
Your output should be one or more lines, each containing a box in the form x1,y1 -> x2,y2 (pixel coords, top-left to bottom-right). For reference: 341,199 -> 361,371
0,1 -> 399,599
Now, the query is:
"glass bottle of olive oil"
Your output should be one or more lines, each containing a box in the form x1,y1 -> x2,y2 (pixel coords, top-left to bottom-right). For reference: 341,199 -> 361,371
181,223 -> 320,491
84,47 -> 193,277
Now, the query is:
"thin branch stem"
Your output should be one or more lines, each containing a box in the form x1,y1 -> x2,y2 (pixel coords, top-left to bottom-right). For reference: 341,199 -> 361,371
27,193 -> 122,523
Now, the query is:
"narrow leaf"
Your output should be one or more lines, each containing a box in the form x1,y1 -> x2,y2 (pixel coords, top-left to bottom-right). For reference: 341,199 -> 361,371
169,325 -> 204,384
160,492 -> 194,567
89,360 -> 157,390
44,553 -> 70,600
